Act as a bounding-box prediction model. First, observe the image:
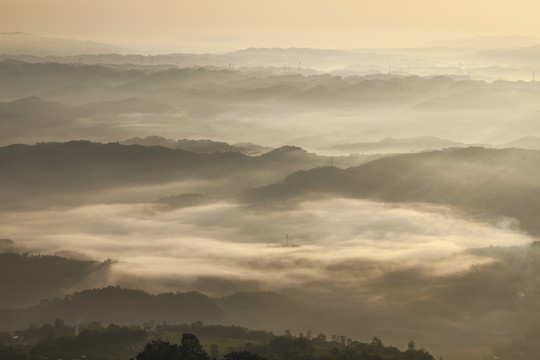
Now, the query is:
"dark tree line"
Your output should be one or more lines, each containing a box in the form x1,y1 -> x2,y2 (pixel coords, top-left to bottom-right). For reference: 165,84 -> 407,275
138,333 -> 434,360
0,320 -> 146,360
0,320 -> 435,360
136,333 -> 210,360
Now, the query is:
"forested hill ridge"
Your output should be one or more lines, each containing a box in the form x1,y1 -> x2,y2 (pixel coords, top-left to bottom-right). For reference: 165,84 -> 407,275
0,251 -> 112,309
0,140 -> 374,208
0,141 -> 327,190
0,282 -> 316,337
0,286 -> 222,331
242,146 -> 540,237
0,140 -> 248,190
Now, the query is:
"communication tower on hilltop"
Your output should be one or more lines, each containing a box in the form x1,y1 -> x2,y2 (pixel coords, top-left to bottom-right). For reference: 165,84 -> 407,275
281,233 -> 300,247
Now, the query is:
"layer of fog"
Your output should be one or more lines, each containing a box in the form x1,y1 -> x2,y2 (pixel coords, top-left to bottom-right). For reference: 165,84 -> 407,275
2,105 -> 537,152
1,198 -> 530,293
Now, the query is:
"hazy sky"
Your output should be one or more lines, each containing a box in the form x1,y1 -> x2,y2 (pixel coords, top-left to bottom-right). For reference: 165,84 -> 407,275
3,0 -> 540,52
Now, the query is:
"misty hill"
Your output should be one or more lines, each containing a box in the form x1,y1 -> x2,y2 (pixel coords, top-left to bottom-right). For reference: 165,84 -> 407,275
0,141 -> 321,188
413,80 -> 540,110
0,286 -> 314,343
3,60 -> 540,147
0,32 -> 137,56
0,59 -> 248,106
259,145 -> 323,162
0,239 -> 23,253
86,97 -> 174,114
0,59 -> 493,106
0,96 -> 176,145
0,60 -> 136,102
426,35 -> 540,49
0,286 -> 222,332
0,252 -> 111,309
0,46 -> 393,72
1,43 -> 538,82
0,140 -> 245,190
327,136 -> 462,153
229,47 -> 361,70
0,96 -> 80,116
501,136 -> 540,150
121,136 -> 270,154
473,44 -> 540,65
0,97 -> 84,143
0,286 -> 312,337
0,141 -> 370,208
242,147 -> 540,237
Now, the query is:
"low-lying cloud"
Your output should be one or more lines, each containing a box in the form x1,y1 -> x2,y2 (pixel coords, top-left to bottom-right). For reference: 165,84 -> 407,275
0,198 -> 531,292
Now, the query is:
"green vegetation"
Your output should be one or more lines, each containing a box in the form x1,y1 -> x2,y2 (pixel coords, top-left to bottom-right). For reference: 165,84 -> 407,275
0,321 -> 146,360
0,321 -> 435,360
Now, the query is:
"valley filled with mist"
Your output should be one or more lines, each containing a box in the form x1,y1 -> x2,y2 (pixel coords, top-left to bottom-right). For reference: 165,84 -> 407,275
2,34 -> 540,360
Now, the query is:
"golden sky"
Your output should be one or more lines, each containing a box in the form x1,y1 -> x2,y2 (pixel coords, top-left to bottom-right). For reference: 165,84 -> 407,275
3,0 -> 540,52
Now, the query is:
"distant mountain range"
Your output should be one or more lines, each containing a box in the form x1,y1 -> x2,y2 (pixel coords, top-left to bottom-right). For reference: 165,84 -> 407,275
472,44 -> 540,65
426,35 -> 540,49
2,34 -> 539,80
325,136 -> 463,153
0,32 -> 137,56
121,136 -> 270,155
502,136 -> 540,150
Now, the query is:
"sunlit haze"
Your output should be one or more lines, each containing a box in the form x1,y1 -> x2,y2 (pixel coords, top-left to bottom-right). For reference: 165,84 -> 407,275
3,0 -> 540,52
3,1 -> 540,360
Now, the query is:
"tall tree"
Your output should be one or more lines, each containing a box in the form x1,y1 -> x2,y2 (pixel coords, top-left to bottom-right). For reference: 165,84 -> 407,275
179,333 -> 210,360
136,340 -> 179,360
